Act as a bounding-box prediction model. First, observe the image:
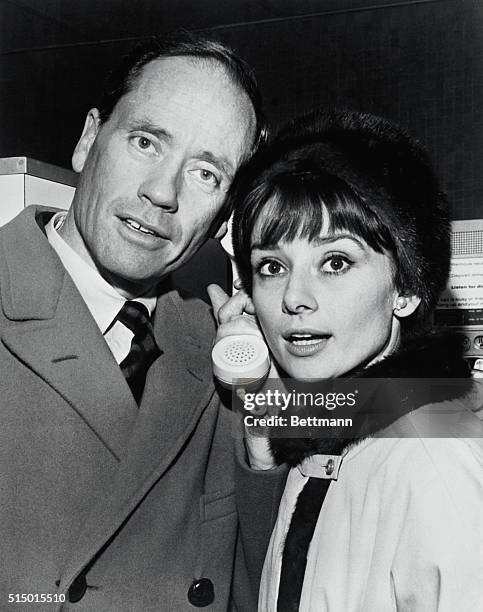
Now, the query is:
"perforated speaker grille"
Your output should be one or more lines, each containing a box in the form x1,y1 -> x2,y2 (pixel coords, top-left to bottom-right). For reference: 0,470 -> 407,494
452,230 -> 483,256
223,339 -> 257,365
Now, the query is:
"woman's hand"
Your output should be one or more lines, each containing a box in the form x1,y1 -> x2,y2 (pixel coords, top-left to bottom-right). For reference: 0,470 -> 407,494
207,283 -> 259,341
207,282 -> 279,380
207,283 -> 277,470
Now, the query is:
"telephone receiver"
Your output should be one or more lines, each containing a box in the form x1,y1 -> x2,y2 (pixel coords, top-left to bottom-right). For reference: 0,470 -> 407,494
212,225 -> 271,388
212,333 -> 271,389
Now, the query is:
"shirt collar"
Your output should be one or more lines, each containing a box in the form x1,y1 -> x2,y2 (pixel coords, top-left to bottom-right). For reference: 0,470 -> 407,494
46,211 -> 157,333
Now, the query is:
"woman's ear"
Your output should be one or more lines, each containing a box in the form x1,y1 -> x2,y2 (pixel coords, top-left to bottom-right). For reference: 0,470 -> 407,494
72,109 -> 101,173
393,294 -> 421,318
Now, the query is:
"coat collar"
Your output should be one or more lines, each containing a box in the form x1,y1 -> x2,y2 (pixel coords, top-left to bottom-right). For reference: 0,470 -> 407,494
0,207 -> 214,450
270,332 -> 476,466
0,204 -> 216,461
0,206 -> 139,460
0,206 -> 64,320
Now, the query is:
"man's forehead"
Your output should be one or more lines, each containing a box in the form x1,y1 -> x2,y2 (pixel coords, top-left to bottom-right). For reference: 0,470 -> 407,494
132,56 -> 238,101
114,56 -> 256,161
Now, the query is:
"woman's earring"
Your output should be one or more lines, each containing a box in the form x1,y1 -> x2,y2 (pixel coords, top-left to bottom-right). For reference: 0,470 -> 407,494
395,296 -> 408,311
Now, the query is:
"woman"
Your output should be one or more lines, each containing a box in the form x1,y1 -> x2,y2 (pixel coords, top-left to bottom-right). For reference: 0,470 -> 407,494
221,109 -> 483,611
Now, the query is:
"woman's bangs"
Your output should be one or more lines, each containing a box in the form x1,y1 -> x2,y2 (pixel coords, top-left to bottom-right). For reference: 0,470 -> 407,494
250,173 -> 394,254
326,190 -> 395,254
250,183 -> 325,247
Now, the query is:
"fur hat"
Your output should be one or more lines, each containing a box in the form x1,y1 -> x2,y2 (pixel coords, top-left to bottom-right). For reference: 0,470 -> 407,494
231,108 -> 451,336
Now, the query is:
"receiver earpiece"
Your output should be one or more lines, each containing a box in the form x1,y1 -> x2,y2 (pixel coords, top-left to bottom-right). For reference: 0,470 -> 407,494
212,334 -> 270,389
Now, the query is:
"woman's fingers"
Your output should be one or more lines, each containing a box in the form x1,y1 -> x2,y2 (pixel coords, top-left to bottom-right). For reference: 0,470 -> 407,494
207,284 -> 262,347
214,316 -> 261,341
207,284 -> 230,322
207,284 -> 256,323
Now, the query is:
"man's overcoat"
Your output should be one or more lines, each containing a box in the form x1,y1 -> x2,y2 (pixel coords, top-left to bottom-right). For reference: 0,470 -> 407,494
0,206 -> 283,611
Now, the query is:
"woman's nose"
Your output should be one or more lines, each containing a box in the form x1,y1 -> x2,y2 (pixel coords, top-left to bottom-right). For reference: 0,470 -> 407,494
282,271 -> 318,315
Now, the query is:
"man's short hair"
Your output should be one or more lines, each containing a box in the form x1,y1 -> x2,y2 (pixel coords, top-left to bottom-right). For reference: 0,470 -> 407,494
98,30 -> 267,154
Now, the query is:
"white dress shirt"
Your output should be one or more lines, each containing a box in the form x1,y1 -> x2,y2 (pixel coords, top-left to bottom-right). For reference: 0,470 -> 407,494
46,211 -> 156,363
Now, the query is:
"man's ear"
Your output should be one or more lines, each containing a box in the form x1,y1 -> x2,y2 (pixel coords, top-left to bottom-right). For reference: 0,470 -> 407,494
72,108 -> 101,173
393,294 -> 422,318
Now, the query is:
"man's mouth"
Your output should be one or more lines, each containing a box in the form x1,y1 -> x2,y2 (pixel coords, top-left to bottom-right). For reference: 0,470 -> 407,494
122,217 -> 161,238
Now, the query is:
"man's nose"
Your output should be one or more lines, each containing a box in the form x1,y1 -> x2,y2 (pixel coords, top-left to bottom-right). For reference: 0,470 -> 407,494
282,270 -> 318,315
138,163 -> 179,211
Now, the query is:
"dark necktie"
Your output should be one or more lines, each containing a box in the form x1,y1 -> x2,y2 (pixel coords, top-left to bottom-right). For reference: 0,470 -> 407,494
117,301 -> 161,404
277,477 -> 330,612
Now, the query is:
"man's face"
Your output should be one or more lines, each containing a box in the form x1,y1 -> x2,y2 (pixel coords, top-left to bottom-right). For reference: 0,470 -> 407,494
65,56 -> 256,296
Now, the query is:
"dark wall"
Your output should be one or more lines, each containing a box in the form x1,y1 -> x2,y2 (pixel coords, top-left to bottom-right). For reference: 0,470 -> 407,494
1,0 -> 482,219
217,0 -> 483,220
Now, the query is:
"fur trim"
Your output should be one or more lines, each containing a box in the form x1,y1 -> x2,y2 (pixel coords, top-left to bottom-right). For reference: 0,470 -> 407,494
270,332 -> 471,466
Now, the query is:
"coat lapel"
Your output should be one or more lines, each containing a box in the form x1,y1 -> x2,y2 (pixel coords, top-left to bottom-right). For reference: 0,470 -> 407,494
118,286 -> 215,486
0,207 -> 138,461
59,286 -> 218,590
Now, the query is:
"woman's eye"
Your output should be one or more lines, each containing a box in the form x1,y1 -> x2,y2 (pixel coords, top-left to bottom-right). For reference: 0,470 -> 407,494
258,260 -> 285,276
322,255 -> 351,275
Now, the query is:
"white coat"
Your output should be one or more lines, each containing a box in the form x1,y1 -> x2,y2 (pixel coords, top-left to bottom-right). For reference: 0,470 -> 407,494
259,334 -> 483,611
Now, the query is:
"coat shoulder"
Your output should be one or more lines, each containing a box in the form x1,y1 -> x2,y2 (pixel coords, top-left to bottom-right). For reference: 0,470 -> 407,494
172,284 -> 217,345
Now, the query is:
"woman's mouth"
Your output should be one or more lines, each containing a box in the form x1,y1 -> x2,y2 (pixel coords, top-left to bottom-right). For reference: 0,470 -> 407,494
284,332 -> 331,356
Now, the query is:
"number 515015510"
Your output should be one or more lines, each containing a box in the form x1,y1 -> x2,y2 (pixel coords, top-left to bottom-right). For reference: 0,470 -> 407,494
8,594 -> 66,603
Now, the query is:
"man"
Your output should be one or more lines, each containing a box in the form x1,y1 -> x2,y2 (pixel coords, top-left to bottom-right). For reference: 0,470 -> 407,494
0,33 -> 284,611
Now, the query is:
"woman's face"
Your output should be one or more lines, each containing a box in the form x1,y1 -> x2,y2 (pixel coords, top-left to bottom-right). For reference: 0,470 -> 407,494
250,218 -> 400,380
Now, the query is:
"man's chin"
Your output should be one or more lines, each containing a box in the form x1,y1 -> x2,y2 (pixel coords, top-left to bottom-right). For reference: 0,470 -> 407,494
97,265 -> 168,298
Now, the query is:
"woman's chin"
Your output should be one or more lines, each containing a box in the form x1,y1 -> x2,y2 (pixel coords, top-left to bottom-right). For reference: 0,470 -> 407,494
275,355 -> 340,381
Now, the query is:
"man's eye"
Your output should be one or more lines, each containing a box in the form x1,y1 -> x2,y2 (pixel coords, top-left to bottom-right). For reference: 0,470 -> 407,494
258,260 -> 285,276
321,255 -> 351,275
188,168 -> 220,190
198,169 -> 218,185
134,136 -> 154,151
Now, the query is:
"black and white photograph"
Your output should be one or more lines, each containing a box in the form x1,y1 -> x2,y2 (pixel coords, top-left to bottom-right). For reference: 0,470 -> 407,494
0,1 -> 482,610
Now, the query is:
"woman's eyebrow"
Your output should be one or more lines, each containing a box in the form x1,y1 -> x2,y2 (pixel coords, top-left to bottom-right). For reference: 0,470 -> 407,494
311,233 -> 366,249
251,234 -> 366,251
251,242 -> 277,251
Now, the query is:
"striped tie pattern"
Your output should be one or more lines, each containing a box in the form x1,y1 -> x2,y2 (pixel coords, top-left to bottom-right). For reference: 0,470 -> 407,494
117,301 -> 161,404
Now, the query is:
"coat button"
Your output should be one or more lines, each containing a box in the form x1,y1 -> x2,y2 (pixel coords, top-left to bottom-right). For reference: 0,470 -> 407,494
325,459 -> 335,475
187,578 -> 215,607
67,574 -> 87,603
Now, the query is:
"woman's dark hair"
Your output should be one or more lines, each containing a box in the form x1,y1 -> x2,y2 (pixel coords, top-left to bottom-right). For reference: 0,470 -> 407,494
97,30 -> 267,154
230,108 -> 451,338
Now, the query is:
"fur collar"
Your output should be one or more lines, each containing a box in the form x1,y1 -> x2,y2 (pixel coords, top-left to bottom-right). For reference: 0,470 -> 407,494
270,332 -> 472,466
